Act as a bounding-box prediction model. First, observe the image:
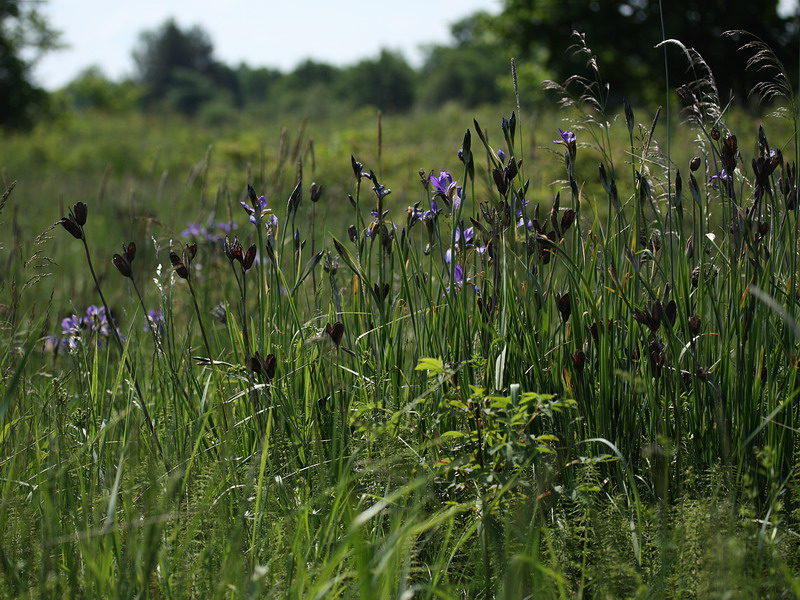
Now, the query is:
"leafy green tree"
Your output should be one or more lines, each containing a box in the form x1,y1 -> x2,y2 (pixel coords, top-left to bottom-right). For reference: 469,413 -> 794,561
236,63 -> 282,105
133,19 -> 240,114
0,0 -> 62,129
264,60 -> 345,116
62,67 -> 141,112
489,0 -> 798,104
419,12 -> 513,108
338,50 -> 416,112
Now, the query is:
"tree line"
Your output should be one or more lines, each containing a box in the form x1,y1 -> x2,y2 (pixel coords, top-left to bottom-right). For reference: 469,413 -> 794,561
3,0 -> 799,129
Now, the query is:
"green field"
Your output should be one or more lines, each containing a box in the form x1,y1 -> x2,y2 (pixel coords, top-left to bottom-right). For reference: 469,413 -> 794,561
2,87 -> 800,599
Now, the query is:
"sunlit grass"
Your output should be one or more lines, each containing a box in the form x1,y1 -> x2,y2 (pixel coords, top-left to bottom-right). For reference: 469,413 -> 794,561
1,66 -> 800,597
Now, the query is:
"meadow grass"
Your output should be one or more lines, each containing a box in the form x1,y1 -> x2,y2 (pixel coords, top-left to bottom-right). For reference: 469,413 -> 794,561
2,42 -> 800,598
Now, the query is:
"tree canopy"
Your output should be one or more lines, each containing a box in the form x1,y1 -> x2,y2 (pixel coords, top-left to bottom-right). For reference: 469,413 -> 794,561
490,0 -> 799,104
132,19 -> 240,114
0,0 -> 62,129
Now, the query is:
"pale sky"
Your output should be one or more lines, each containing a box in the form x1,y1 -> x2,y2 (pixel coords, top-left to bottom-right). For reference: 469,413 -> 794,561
33,0 -> 503,90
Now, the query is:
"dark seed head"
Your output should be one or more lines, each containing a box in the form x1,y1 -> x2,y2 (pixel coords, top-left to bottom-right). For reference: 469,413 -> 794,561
169,251 -> 189,279
112,253 -> 132,278
690,156 -> 701,172
263,353 -> 276,380
571,350 -> 586,373
243,244 -> 257,271
663,300 -> 676,329
555,292 -> 571,323
325,321 -> 344,347
123,242 -> 136,263
560,209 -> 576,233
688,316 -> 701,337
310,182 -> 323,203
72,202 -> 88,226
60,217 -> 83,239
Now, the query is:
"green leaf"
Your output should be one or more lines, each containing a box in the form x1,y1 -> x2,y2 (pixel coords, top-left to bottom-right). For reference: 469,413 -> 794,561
415,357 -> 444,376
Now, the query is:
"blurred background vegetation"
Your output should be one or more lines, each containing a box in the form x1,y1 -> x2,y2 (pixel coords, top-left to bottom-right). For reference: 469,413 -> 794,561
2,0 -> 799,130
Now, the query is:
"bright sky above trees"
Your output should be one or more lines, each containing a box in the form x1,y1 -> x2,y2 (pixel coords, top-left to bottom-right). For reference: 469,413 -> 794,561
34,0 -> 502,90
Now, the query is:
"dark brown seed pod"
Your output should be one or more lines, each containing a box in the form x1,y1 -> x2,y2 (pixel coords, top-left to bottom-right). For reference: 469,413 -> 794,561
185,243 -> 197,263
123,241 -> 136,263
112,253 -> 132,278
325,322 -> 345,347
263,353 -> 276,380
571,350 -> 585,373
688,316 -> 701,337
243,244 -> 257,271
560,209 -> 576,233
169,251 -> 189,279
72,202 -> 88,226
554,292 -> 571,323
663,300 -> 677,329
310,182 -> 323,203
60,217 -> 83,239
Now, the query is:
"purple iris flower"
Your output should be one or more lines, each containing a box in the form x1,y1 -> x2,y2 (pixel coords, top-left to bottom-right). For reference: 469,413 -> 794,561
240,195 -> 271,226
144,310 -> 165,333
59,305 -> 125,350
454,264 -> 464,286
555,129 -> 576,146
181,222 -> 204,238
430,171 -> 455,195
709,169 -> 730,189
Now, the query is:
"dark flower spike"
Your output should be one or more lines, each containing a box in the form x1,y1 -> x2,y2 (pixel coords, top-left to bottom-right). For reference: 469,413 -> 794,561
555,292 -> 571,323
287,180 -> 302,216
690,156 -> 701,172
623,97 -> 634,136
325,321 -> 345,347
247,184 -> 258,204
112,253 -> 132,278
351,156 -> 363,179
